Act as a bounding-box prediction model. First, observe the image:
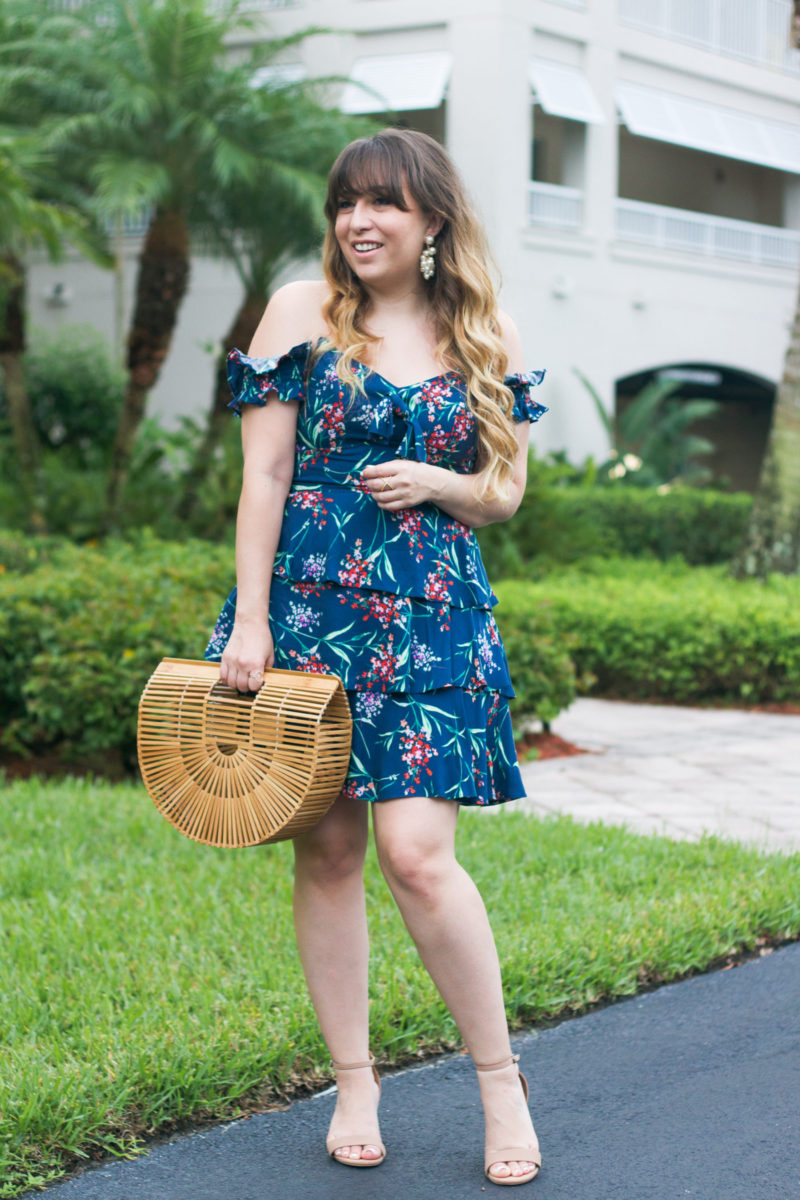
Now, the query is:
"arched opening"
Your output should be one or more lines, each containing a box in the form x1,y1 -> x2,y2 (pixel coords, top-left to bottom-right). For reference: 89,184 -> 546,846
615,363 -> 775,491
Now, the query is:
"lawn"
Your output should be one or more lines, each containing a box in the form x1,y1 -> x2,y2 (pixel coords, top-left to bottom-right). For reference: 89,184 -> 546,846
2,774 -> 799,1194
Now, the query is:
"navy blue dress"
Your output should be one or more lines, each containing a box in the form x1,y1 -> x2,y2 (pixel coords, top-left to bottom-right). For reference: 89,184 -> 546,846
204,340 -> 547,806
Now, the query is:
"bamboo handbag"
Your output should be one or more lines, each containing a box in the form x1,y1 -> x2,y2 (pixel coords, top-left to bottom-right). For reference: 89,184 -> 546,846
137,658 -> 353,847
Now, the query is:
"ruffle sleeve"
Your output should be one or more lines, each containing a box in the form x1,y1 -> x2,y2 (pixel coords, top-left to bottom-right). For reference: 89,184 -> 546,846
505,369 -> 548,424
226,340 -> 311,416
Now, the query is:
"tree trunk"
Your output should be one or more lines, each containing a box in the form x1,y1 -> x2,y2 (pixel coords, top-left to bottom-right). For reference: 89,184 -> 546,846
0,253 -> 45,531
732,274 -> 800,578
103,207 -> 190,530
177,288 -> 266,523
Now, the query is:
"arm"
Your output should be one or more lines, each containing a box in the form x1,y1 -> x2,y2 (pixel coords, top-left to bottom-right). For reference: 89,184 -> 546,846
361,310 -> 533,529
219,282 -> 326,692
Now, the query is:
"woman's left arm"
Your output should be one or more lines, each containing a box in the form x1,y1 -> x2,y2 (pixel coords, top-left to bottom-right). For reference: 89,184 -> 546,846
361,312 -> 532,528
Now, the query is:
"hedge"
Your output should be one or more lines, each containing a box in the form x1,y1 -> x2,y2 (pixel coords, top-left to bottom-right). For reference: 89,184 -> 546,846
477,486 -> 753,575
496,559 -> 800,705
0,531 -> 577,765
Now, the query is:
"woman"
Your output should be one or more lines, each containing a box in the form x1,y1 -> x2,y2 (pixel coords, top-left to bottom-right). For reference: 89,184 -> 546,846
204,128 -> 547,1186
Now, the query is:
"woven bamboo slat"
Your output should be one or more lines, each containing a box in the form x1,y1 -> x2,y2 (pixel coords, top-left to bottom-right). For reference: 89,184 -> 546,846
137,658 -> 353,847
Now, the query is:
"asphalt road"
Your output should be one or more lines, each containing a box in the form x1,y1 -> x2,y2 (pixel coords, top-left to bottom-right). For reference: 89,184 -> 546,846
40,942 -> 800,1200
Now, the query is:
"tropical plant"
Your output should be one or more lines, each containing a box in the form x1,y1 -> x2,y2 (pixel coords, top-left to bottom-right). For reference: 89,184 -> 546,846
731,271 -> 800,578
19,0 -> 328,528
0,127 -> 104,528
575,368 -> 719,487
177,82 -> 371,522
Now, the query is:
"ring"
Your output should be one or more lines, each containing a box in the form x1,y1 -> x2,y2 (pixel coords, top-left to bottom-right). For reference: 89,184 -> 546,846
382,478 -> 392,492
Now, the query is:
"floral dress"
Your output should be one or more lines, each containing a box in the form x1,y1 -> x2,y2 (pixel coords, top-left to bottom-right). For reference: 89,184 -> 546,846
204,339 -> 547,806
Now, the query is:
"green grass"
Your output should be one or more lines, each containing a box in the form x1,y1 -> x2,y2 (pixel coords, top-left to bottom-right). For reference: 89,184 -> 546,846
2,776 -> 799,1195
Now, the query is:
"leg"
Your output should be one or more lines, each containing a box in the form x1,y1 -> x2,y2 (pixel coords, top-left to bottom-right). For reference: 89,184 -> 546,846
372,796 -> 539,1182
293,790 -> 382,1164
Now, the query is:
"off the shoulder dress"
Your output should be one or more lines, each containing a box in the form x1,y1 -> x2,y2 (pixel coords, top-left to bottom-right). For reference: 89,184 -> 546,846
204,339 -> 547,806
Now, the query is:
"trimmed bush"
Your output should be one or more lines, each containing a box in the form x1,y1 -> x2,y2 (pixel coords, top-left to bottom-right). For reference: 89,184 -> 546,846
0,531 -> 578,765
0,533 -> 234,763
496,559 -> 800,705
477,485 -> 752,574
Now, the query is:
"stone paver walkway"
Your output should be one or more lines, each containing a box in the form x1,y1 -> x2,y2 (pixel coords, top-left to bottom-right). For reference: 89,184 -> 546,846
509,699 -> 799,850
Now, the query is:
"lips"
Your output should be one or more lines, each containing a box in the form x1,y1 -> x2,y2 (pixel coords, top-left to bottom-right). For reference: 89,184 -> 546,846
353,242 -> 382,253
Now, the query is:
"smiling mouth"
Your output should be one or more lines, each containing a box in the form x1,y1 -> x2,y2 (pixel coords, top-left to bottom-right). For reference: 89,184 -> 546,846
353,242 -> 382,252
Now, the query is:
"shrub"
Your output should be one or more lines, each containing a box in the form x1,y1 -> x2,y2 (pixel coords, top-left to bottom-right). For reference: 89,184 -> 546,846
0,533 -> 234,763
0,532 -> 579,766
496,560 -> 800,705
478,485 -> 752,574
21,324 -> 125,456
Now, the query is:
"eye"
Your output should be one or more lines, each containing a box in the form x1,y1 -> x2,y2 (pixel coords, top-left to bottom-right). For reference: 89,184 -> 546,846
337,197 -> 355,211
372,194 -> 392,207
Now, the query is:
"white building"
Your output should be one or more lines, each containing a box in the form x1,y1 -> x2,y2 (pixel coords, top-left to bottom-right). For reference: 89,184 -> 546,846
31,0 -> 800,487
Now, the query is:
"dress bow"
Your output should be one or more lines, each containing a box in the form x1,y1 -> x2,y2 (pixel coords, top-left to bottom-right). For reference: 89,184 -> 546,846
392,397 -> 429,463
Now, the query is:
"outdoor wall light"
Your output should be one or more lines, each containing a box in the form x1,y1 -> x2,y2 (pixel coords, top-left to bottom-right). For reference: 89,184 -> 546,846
44,282 -> 72,308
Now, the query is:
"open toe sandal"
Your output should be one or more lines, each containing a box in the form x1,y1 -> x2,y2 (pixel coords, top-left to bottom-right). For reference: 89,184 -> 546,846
325,1054 -> 386,1168
475,1053 -> 541,1186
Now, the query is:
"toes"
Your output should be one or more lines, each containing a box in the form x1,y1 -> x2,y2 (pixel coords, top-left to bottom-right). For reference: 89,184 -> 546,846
489,1160 -> 537,1180
335,1144 -> 381,1163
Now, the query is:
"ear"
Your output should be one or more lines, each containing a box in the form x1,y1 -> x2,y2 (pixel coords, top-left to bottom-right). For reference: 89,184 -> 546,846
426,213 -> 445,239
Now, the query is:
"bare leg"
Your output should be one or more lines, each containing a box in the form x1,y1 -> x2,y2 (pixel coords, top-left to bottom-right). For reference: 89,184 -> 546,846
372,796 -> 538,1181
292,791 -> 382,1164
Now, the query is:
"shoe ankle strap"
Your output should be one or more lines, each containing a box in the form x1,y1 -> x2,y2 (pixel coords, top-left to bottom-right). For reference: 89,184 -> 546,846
331,1053 -> 376,1072
473,1053 -> 520,1072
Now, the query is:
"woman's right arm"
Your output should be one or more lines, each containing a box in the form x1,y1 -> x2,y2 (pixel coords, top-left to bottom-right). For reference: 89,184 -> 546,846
219,281 -> 327,693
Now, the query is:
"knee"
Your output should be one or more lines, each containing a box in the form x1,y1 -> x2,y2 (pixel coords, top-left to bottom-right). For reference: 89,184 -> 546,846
377,839 -> 451,902
294,825 -> 366,888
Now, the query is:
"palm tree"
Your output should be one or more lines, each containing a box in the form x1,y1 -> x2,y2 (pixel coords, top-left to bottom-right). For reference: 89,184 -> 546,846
0,120 -> 102,528
34,0 -> 323,527
177,87 -> 370,522
731,17 -> 800,578
731,273 -> 800,577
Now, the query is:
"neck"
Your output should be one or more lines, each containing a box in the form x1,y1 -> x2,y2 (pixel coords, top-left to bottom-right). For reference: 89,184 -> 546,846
362,277 -> 430,326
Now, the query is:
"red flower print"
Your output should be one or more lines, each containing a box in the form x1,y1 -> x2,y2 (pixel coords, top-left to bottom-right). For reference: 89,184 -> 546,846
423,563 -> 451,602
288,649 -> 331,674
337,538 -> 372,587
442,519 -> 471,544
288,490 -> 331,526
393,507 -> 429,561
399,719 -> 439,789
358,634 -> 399,687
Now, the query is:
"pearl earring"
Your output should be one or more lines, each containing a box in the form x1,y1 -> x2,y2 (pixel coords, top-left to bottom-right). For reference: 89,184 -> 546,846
419,235 -> 436,280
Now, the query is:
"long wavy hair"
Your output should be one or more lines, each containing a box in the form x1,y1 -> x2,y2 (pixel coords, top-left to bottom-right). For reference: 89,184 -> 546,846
320,128 -> 519,504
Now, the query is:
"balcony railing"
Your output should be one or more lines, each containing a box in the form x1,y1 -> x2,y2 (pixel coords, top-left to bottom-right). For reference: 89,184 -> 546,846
528,182 -> 584,231
615,198 -> 800,269
619,0 -> 800,75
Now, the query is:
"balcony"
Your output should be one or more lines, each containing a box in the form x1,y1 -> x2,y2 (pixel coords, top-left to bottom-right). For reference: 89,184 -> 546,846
528,182 -> 583,231
615,198 -> 800,269
619,0 -> 800,75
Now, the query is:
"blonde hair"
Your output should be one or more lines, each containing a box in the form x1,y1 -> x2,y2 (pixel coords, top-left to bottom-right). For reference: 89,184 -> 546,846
320,128 -> 519,504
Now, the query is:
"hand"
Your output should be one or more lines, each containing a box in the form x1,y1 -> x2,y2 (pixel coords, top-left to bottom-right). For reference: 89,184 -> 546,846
219,621 -> 274,693
361,459 -> 441,510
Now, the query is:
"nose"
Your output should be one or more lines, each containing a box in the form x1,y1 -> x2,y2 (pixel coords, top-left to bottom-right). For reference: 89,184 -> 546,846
351,198 -> 373,229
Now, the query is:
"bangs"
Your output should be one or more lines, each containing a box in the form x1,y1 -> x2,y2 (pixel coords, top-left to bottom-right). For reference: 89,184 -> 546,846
325,138 -> 411,218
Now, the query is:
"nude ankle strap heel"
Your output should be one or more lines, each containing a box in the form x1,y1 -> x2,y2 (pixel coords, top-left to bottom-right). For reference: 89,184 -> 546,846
326,1053 -> 386,1168
474,1054 -> 541,1186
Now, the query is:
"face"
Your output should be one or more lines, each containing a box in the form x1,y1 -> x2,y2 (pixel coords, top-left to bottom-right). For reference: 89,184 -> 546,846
334,182 -> 442,289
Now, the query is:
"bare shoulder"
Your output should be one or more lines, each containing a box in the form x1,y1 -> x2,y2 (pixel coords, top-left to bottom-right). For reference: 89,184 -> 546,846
496,309 -> 525,374
248,280 -> 330,358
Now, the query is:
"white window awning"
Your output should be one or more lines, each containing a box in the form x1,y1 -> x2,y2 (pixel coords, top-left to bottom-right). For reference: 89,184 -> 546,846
340,51 -> 452,115
616,82 -> 800,175
529,59 -> 605,124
